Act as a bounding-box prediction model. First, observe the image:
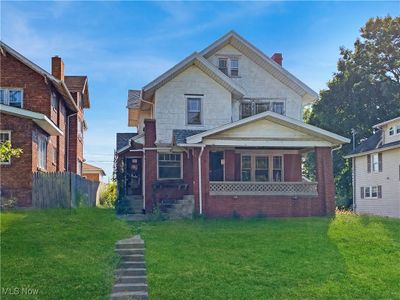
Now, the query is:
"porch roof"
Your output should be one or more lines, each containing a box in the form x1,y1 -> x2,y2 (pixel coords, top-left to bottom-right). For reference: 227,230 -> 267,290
182,111 -> 350,148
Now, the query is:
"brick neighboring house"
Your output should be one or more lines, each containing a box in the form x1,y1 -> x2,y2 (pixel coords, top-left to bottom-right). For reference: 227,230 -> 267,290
82,162 -> 106,182
0,42 -> 90,206
116,31 -> 350,218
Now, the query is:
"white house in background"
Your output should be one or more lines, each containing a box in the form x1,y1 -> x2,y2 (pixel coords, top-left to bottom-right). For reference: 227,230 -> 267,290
345,116 -> 400,218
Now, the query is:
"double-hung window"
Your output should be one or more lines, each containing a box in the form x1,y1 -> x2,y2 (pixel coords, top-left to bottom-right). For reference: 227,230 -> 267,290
51,92 -> 58,111
362,185 -> 382,199
230,58 -> 239,76
158,153 -> 182,179
0,131 -> 11,164
241,154 -> 283,182
218,58 -> 228,75
255,156 -> 269,181
218,57 -> 239,77
272,156 -> 283,182
187,97 -> 202,125
37,135 -> 47,169
0,88 -> 23,108
389,127 -> 394,135
241,156 -> 252,181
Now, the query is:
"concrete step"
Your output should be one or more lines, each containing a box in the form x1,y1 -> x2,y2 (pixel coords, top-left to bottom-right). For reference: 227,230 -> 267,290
120,262 -> 146,268
116,249 -> 144,255
121,254 -> 145,262
116,243 -> 144,250
109,291 -> 148,300
115,268 -> 146,277
116,276 -> 147,284
112,283 -> 147,293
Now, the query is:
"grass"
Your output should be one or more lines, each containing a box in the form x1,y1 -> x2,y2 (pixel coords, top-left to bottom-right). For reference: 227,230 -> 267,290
1,210 -> 399,299
137,214 -> 400,299
0,208 -> 132,300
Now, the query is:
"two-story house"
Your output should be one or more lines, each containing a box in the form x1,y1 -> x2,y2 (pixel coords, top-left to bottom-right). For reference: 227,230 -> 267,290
0,42 -> 90,206
117,31 -> 349,218
345,116 -> 400,218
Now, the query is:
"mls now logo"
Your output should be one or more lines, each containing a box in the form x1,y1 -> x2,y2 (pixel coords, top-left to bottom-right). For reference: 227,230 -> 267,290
2,287 -> 39,295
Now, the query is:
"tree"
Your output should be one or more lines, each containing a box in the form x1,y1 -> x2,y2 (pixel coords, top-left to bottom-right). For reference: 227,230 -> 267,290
307,16 -> 400,207
0,140 -> 23,162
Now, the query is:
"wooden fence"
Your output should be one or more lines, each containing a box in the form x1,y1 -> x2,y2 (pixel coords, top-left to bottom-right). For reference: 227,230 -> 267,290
32,172 -> 100,209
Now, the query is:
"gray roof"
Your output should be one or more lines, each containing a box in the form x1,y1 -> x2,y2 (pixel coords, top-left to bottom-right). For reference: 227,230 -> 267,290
173,129 -> 206,144
116,133 -> 137,151
347,130 -> 400,156
127,90 -> 141,109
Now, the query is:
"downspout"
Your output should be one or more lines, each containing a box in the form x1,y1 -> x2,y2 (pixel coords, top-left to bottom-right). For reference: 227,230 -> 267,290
352,157 -> 356,212
198,145 -> 206,215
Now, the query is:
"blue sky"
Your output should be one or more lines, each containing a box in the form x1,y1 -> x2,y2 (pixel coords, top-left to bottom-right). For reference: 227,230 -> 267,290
1,1 -> 399,179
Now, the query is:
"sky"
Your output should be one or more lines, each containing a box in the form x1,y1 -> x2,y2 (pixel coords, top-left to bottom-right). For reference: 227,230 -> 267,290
1,1 -> 399,179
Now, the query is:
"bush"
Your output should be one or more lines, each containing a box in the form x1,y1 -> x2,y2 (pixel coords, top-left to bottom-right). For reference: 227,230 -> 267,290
0,196 -> 17,210
99,181 -> 117,207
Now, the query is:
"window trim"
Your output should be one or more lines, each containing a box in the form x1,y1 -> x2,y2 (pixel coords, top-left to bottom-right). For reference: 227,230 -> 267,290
186,96 -> 203,126
157,152 -> 183,180
0,130 -> 12,165
363,185 -> 381,199
217,56 -> 240,77
37,134 -> 47,170
0,87 -> 24,108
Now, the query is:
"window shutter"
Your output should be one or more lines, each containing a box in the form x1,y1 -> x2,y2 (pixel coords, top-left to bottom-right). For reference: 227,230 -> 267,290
378,185 -> 382,198
360,187 -> 364,199
378,153 -> 382,172
367,155 -> 371,173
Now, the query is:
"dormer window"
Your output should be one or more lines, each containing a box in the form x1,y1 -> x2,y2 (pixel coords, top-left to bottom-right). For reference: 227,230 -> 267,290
0,88 -> 23,108
218,57 -> 239,77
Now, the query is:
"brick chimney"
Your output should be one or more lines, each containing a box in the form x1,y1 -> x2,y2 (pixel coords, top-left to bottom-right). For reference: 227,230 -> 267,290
51,56 -> 64,81
271,53 -> 283,66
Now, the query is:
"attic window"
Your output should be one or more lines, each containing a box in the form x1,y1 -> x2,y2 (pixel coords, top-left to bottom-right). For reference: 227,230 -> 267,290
218,58 -> 228,75
218,57 -> 239,77
389,127 -> 394,135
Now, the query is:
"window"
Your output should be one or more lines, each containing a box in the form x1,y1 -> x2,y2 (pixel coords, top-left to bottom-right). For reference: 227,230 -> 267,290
37,135 -> 47,169
187,97 -> 202,125
218,57 -> 239,77
389,127 -> 394,135
51,92 -> 58,110
77,160 -> 82,175
255,156 -> 269,181
397,125 -> 400,134
240,99 -> 285,119
218,58 -> 228,75
0,88 -> 23,108
241,156 -> 251,181
272,156 -> 283,182
368,153 -> 382,173
372,153 -> 379,172
158,153 -> 182,179
241,154 -> 283,182
77,119 -> 83,139
230,58 -> 239,77
362,185 -> 382,199
0,131 -> 11,164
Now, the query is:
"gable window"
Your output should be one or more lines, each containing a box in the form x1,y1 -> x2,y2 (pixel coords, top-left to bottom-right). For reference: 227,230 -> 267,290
0,88 -> 23,108
0,131 -> 11,164
218,58 -> 228,75
240,99 -> 286,119
230,58 -> 239,77
187,97 -> 202,125
389,127 -> 394,135
397,125 -> 400,134
218,57 -> 239,77
158,153 -> 182,179
37,135 -> 47,169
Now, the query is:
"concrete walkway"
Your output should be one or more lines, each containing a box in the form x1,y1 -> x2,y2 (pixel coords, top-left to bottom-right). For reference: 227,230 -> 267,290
110,235 -> 148,300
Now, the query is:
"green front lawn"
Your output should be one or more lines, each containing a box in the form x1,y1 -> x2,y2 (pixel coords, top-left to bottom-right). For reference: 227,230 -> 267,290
0,208 -> 132,300
139,214 -> 400,299
1,209 -> 399,299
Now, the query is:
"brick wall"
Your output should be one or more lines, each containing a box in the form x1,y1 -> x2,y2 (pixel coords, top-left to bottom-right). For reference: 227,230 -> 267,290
0,114 -> 34,206
284,154 -> 302,181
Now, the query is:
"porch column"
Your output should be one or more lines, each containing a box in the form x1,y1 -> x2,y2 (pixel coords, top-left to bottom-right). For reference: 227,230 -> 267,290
224,150 -> 235,181
144,119 -> 156,212
192,146 -> 210,215
315,147 -> 335,215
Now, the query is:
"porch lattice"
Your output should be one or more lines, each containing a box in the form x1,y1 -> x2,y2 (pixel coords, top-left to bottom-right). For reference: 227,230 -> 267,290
209,181 -> 318,196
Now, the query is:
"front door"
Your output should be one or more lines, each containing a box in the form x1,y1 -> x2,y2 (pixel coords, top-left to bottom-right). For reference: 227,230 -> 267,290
125,158 -> 142,195
209,151 -> 224,181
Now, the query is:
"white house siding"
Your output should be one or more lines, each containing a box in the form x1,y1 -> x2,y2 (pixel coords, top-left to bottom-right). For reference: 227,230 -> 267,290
207,44 -> 304,121
154,65 -> 232,144
382,121 -> 400,145
354,148 -> 400,218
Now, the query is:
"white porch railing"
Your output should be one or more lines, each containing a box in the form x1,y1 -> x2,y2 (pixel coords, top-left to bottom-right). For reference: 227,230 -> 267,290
209,181 -> 318,197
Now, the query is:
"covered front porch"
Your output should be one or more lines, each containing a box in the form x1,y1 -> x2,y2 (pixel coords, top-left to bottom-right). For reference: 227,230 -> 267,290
181,111 -> 349,217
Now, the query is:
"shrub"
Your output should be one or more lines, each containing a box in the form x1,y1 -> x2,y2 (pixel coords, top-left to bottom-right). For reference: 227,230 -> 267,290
0,196 -> 17,210
100,181 -> 117,207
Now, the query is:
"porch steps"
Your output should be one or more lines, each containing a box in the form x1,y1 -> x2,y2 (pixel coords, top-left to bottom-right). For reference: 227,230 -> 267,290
161,195 -> 194,220
110,235 -> 148,300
